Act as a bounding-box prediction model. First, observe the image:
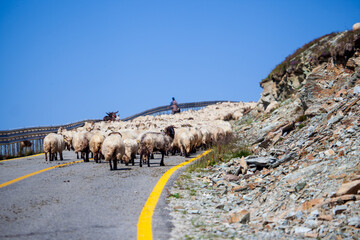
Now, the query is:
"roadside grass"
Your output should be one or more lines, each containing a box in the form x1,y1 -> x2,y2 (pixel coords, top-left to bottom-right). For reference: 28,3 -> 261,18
186,137 -> 252,173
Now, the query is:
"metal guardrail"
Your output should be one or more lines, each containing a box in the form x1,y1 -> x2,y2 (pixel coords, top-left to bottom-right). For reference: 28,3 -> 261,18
0,100 -> 234,158
121,100 -> 230,121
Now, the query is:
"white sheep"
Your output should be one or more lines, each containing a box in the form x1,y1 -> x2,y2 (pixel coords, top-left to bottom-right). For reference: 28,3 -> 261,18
122,138 -> 138,165
101,132 -> 126,170
43,133 -> 66,161
139,126 -> 175,167
73,131 -> 93,162
89,132 -> 105,163
172,127 -> 194,157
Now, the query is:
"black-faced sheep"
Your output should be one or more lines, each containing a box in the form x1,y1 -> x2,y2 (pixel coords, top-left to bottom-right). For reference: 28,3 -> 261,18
139,126 -> 175,167
101,132 -> 125,170
43,133 -> 66,161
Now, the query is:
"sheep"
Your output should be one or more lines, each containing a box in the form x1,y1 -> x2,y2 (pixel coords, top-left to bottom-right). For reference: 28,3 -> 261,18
139,126 -> 175,167
43,133 -> 66,161
58,128 -> 74,151
119,129 -> 138,140
122,138 -> 138,165
89,132 -> 105,163
199,127 -> 211,149
101,132 -> 126,170
20,140 -> 32,155
73,131 -> 93,162
172,127 -> 194,157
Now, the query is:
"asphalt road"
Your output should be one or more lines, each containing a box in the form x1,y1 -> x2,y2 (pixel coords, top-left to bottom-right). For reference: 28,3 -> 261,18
0,151 -> 196,240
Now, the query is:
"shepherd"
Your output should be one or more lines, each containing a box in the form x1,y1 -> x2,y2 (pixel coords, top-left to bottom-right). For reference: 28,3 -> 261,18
170,97 -> 181,114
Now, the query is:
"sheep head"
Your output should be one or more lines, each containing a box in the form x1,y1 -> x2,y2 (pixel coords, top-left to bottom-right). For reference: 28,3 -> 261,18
164,126 -> 175,139
63,135 -> 73,151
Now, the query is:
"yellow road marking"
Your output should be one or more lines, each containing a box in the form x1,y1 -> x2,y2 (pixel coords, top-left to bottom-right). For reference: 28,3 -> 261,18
0,153 -> 45,162
0,160 -> 84,188
137,150 -> 212,240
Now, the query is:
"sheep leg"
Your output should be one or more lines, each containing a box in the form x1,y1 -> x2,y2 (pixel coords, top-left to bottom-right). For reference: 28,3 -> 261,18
131,154 -> 135,166
94,154 -> 98,163
45,153 -> 48,161
160,151 -> 165,166
139,153 -> 143,167
113,159 -> 117,170
84,151 -> 89,162
77,152 -> 79,159
147,153 -> 150,167
55,152 -> 58,160
60,152 -> 63,161
109,159 -> 113,170
151,153 -> 154,159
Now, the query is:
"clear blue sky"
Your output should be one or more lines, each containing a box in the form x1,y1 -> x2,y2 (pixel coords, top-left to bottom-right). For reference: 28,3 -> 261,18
0,0 -> 359,130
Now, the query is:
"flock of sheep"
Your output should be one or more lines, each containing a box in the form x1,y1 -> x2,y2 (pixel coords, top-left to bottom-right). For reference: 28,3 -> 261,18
43,101 -> 256,170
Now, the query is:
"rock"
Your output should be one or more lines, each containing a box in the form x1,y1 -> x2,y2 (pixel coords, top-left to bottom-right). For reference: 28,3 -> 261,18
223,174 -> 240,182
353,22 -> 360,31
308,209 -> 320,219
245,156 -> 278,168
327,114 -> 343,127
295,182 -> 307,192
294,226 -> 312,234
333,205 -> 347,215
354,85 -> 360,95
304,219 -> 318,229
336,180 -> 360,196
265,101 -> 280,113
188,210 -> 200,214
304,233 -> 319,238
347,217 -> 360,228
271,152 -> 297,168
318,214 -> 333,221
305,105 -> 328,116
228,210 -> 250,224
282,122 -> 295,135
238,156 -> 248,175
324,149 -> 335,156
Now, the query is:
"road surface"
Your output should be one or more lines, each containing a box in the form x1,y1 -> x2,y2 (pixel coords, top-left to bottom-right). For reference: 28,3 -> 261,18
0,151 -> 196,240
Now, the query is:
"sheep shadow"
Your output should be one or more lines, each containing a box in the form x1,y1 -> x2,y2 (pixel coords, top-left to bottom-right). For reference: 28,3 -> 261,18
111,167 -> 132,171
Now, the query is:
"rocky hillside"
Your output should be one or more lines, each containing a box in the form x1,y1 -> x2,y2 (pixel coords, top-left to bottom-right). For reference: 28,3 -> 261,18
168,28 -> 360,239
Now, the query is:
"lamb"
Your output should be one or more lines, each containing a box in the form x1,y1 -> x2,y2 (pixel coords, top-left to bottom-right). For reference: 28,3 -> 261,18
101,132 -> 126,170
122,138 -> 138,165
139,126 -> 175,167
89,132 -> 105,163
43,133 -> 66,161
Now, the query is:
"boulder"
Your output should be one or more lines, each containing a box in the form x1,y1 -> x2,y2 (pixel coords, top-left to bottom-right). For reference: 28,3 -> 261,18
245,156 -> 278,168
335,180 -> 360,196
353,22 -> 360,31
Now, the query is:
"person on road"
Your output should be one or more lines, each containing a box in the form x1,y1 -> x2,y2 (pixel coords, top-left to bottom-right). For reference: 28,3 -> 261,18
170,97 -> 180,114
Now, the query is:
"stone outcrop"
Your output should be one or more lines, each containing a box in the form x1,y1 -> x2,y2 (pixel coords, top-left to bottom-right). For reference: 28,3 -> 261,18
168,28 -> 360,239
